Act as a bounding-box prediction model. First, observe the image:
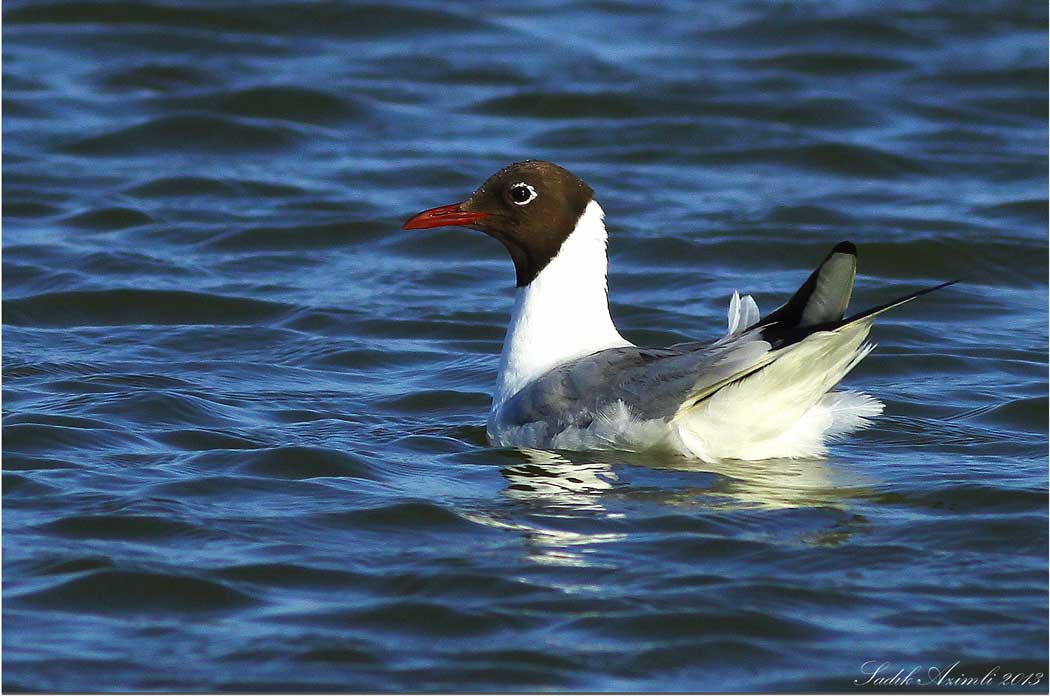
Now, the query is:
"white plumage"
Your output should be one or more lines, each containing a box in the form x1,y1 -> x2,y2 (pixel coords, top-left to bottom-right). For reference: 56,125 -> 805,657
488,206 -> 889,462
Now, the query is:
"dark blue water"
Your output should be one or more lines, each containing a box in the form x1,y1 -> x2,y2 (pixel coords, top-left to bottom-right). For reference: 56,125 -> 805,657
4,0 -> 1047,691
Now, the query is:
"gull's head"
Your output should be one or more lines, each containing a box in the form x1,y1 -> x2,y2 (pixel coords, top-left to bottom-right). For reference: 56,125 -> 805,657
403,160 -> 595,286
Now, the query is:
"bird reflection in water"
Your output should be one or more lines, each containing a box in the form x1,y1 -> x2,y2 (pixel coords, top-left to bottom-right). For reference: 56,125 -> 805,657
501,447 -> 871,512
502,448 -> 619,511
479,448 -> 874,565
481,449 -> 625,568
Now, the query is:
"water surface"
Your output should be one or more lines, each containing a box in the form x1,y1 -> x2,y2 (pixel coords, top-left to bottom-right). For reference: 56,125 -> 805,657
3,0 -> 1047,691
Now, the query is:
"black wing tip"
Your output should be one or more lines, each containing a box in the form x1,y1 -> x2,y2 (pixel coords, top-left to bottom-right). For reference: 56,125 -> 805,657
831,240 -> 857,256
919,278 -> 961,294
761,277 -> 959,349
841,277 -> 960,324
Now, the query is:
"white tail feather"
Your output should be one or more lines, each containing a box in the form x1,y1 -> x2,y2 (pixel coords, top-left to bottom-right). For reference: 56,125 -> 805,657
821,391 -> 885,437
726,291 -> 761,336
675,321 -> 877,460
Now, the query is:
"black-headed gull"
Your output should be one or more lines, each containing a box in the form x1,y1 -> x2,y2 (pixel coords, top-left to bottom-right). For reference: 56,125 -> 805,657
404,160 -> 953,461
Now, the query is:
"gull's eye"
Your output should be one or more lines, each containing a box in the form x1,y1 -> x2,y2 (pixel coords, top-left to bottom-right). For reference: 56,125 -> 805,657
509,182 -> 538,206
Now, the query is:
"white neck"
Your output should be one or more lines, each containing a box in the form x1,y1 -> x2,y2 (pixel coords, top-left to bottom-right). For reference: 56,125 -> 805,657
492,200 -> 631,412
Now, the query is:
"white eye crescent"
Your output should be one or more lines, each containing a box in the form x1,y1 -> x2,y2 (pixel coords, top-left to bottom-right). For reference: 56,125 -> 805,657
509,182 -> 538,206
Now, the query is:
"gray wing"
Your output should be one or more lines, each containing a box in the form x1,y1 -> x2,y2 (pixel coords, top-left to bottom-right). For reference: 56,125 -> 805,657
496,331 -> 773,433
496,241 -> 954,441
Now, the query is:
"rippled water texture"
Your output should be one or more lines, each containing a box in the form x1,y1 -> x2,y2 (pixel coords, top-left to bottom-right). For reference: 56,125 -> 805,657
4,0 -> 1048,691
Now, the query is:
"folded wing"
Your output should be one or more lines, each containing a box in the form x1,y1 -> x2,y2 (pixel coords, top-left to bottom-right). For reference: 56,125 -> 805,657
493,240 -> 955,451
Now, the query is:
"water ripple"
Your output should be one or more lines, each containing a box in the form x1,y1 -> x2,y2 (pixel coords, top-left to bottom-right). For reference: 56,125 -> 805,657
4,0 -> 1046,691
3,289 -> 294,327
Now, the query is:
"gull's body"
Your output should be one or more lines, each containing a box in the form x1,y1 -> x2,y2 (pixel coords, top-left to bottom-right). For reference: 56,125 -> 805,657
404,161 -> 951,462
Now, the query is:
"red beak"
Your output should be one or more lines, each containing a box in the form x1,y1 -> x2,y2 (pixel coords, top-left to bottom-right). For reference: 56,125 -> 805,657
402,202 -> 489,230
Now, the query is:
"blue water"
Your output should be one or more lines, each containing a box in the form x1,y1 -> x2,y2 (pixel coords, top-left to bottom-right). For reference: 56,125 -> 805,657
3,0 -> 1048,691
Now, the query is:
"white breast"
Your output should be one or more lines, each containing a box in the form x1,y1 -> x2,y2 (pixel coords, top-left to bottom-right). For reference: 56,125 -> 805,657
490,200 -> 631,417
